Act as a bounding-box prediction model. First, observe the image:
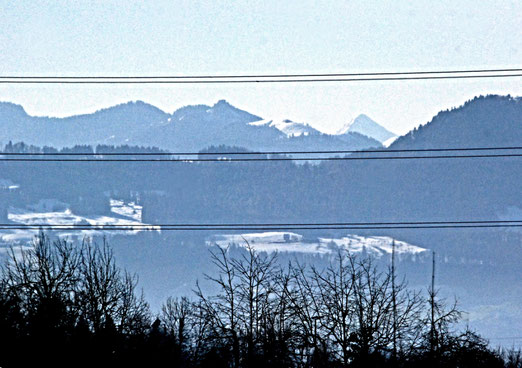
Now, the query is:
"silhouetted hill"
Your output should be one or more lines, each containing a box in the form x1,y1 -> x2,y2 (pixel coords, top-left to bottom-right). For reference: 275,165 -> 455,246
0,100 -> 170,147
390,95 -> 521,149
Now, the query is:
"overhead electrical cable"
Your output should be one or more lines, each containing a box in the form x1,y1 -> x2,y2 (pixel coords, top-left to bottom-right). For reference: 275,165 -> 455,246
3,68 -> 522,79
1,220 -> 521,227
0,153 -> 521,162
0,68 -> 521,84
1,74 -> 520,84
1,226 -> 521,231
1,220 -> 521,231
2,146 -> 522,156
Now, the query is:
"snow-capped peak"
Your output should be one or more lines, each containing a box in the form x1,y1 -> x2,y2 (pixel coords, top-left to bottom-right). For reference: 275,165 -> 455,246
337,114 -> 397,144
249,118 -> 320,137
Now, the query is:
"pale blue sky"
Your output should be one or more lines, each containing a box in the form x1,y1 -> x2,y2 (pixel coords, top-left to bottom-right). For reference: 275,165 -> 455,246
1,0 -> 521,134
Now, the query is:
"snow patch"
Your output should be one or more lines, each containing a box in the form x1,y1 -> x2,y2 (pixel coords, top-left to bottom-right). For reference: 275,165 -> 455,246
1,206 -> 157,244
249,118 -> 319,137
110,199 -> 142,221
319,235 -> 427,256
0,179 -> 20,190
207,232 -> 427,256
383,136 -> 398,147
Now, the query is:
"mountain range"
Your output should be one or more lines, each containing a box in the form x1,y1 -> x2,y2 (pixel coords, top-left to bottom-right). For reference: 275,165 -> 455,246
0,99 -> 390,152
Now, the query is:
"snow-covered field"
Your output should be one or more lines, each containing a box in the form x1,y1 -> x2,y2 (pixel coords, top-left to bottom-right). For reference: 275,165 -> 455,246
2,199 -> 427,259
207,232 -> 427,257
110,199 -> 142,221
0,200 -> 153,245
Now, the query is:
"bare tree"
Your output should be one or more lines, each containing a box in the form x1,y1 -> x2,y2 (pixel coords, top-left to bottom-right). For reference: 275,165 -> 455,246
77,237 -> 150,334
195,242 -> 285,367
424,252 -> 462,362
231,241 -> 278,364
281,260 -> 323,366
161,296 -> 193,347
424,289 -> 462,359
502,348 -> 522,368
2,232 -> 81,333
348,255 -> 425,364
195,245 -> 242,367
283,250 -> 425,367
310,251 -> 358,366
117,271 -> 150,334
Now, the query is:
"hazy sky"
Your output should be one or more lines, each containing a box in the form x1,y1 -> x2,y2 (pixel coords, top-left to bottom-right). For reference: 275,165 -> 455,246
1,0 -> 521,135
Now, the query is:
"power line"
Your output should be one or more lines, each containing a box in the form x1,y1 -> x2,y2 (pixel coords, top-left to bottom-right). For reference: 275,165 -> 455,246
1,220 -> 520,228
1,153 -> 521,162
1,74 -> 521,84
1,223 -> 521,231
1,68 -> 521,84
2,146 -> 522,156
3,68 -> 521,79
1,68 -> 521,85
1,226 -> 521,231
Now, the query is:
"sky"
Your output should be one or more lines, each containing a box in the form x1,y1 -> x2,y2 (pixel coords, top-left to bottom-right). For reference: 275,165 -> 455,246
0,0 -> 521,135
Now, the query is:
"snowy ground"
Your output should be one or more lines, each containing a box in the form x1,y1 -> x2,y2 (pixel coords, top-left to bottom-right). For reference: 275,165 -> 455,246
110,199 -> 142,221
2,198 -> 427,259
0,200 -> 153,245
207,232 -> 427,257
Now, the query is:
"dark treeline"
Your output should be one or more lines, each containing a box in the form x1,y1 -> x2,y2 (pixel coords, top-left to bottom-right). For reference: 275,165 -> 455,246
1,141 -> 168,154
1,234 -> 520,368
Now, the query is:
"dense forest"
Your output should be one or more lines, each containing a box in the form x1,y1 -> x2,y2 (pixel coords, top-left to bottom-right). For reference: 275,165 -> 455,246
0,233 -> 520,367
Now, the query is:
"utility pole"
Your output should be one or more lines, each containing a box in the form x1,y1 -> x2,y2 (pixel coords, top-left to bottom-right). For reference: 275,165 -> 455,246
392,240 -> 397,360
430,251 -> 436,358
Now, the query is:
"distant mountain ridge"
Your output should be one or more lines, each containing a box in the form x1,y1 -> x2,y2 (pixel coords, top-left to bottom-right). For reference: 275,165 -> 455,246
0,99 -> 381,152
0,100 -> 170,148
390,95 -> 522,149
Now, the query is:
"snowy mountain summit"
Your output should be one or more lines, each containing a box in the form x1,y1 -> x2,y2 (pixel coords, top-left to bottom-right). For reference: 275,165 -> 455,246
249,118 -> 320,137
338,114 -> 397,144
